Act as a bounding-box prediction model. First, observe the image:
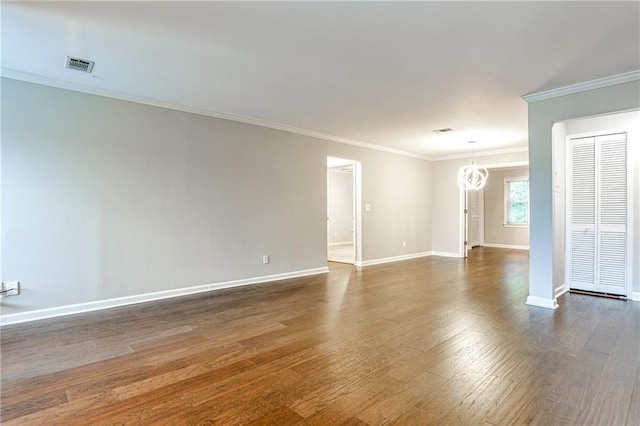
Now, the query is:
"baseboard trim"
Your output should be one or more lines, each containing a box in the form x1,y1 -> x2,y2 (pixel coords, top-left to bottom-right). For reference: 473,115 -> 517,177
482,243 -> 529,250
555,284 -> 567,298
0,267 -> 329,326
430,251 -> 462,258
526,295 -> 559,309
356,252 -> 432,267
632,292 -> 640,302
328,241 -> 354,247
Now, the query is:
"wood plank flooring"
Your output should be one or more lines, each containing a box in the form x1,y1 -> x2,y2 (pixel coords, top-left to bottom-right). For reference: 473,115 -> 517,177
1,247 -> 639,425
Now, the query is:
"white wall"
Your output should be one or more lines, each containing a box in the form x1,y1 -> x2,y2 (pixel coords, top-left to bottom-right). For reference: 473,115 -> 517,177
527,80 -> 640,306
553,110 -> 640,297
1,78 -> 433,318
483,166 -> 530,247
327,169 -> 353,244
431,151 -> 529,256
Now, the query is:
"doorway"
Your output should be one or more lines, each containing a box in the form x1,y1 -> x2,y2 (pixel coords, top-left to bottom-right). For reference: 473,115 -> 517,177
459,162 -> 530,258
552,110 -> 638,300
327,156 -> 361,264
464,188 -> 484,258
566,131 -> 632,297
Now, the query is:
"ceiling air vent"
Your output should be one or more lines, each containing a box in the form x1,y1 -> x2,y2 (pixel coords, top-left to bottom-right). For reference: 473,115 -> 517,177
432,128 -> 453,134
66,56 -> 95,73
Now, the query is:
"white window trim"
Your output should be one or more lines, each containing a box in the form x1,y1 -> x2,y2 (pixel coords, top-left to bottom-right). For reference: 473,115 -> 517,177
504,176 -> 530,227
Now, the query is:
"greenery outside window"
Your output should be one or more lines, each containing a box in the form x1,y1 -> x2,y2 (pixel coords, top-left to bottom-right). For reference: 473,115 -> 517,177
504,177 -> 529,227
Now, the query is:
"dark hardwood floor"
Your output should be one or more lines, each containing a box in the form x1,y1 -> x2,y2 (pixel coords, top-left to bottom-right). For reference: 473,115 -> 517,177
1,248 -> 639,425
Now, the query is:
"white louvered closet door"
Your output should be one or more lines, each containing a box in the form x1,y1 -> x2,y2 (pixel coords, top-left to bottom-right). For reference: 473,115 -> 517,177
596,133 -> 627,294
570,137 -> 596,291
569,132 -> 628,296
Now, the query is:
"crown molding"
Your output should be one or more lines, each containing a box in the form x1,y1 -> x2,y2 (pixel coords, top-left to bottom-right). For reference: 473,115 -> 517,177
522,70 -> 640,103
1,67 -> 431,161
432,146 -> 528,161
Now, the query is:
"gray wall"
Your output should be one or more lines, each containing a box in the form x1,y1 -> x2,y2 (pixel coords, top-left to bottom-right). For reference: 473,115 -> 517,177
527,80 -> 640,303
483,166 -> 530,247
327,169 -> 353,244
1,78 -> 433,316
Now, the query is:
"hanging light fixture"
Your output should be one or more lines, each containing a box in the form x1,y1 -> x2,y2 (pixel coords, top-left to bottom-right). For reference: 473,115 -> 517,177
457,141 -> 488,190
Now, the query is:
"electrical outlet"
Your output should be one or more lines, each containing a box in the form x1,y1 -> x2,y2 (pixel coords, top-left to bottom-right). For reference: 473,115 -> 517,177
402,241 -> 407,248
1,281 -> 20,297
263,255 -> 270,264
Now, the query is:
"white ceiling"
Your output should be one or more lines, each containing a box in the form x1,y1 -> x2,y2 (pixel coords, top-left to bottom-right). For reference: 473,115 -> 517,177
2,2 -> 639,160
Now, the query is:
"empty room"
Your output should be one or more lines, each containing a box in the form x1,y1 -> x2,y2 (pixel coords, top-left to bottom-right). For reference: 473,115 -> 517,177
1,2 -> 639,425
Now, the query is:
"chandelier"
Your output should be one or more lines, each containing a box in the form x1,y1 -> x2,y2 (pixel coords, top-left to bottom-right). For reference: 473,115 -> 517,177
457,141 -> 488,190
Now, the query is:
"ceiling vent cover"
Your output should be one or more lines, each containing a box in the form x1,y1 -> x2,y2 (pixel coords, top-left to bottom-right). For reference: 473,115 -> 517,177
66,56 -> 94,73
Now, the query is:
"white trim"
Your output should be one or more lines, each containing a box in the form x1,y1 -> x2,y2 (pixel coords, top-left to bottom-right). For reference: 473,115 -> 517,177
482,243 -> 530,250
526,295 -> 559,309
0,267 -> 329,326
354,161 -> 363,266
555,283 -> 568,298
430,251 -> 463,258
433,146 -> 528,161
1,69 -> 430,161
356,252 -> 433,267
328,241 -> 354,247
632,292 -> 640,302
522,70 -> 640,103
479,187 -> 485,246
486,161 -> 530,170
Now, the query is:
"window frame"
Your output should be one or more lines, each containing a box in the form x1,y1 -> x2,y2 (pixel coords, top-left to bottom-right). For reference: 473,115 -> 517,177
504,176 -> 530,227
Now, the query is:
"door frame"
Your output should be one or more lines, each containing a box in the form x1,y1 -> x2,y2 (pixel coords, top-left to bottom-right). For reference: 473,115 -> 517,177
327,156 -> 362,265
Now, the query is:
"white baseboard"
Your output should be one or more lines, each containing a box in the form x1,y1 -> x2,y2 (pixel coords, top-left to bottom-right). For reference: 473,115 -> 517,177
555,284 -> 567,298
355,251 -> 432,267
0,267 -> 329,326
526,295 -> 559,309
632,292 -> 640,302
482,243 -> 529,250
430,251 -> 462,258
328,241 -> 354,247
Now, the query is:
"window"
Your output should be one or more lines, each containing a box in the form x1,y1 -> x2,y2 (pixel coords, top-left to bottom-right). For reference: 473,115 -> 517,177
504,177 -> 529,226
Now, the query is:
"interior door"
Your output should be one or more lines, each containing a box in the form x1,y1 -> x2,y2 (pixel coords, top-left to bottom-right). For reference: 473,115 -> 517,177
468,190 -> 480,248
596,133 -> 627,295
569,137 -> 596,291
568,132 -> 628,295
